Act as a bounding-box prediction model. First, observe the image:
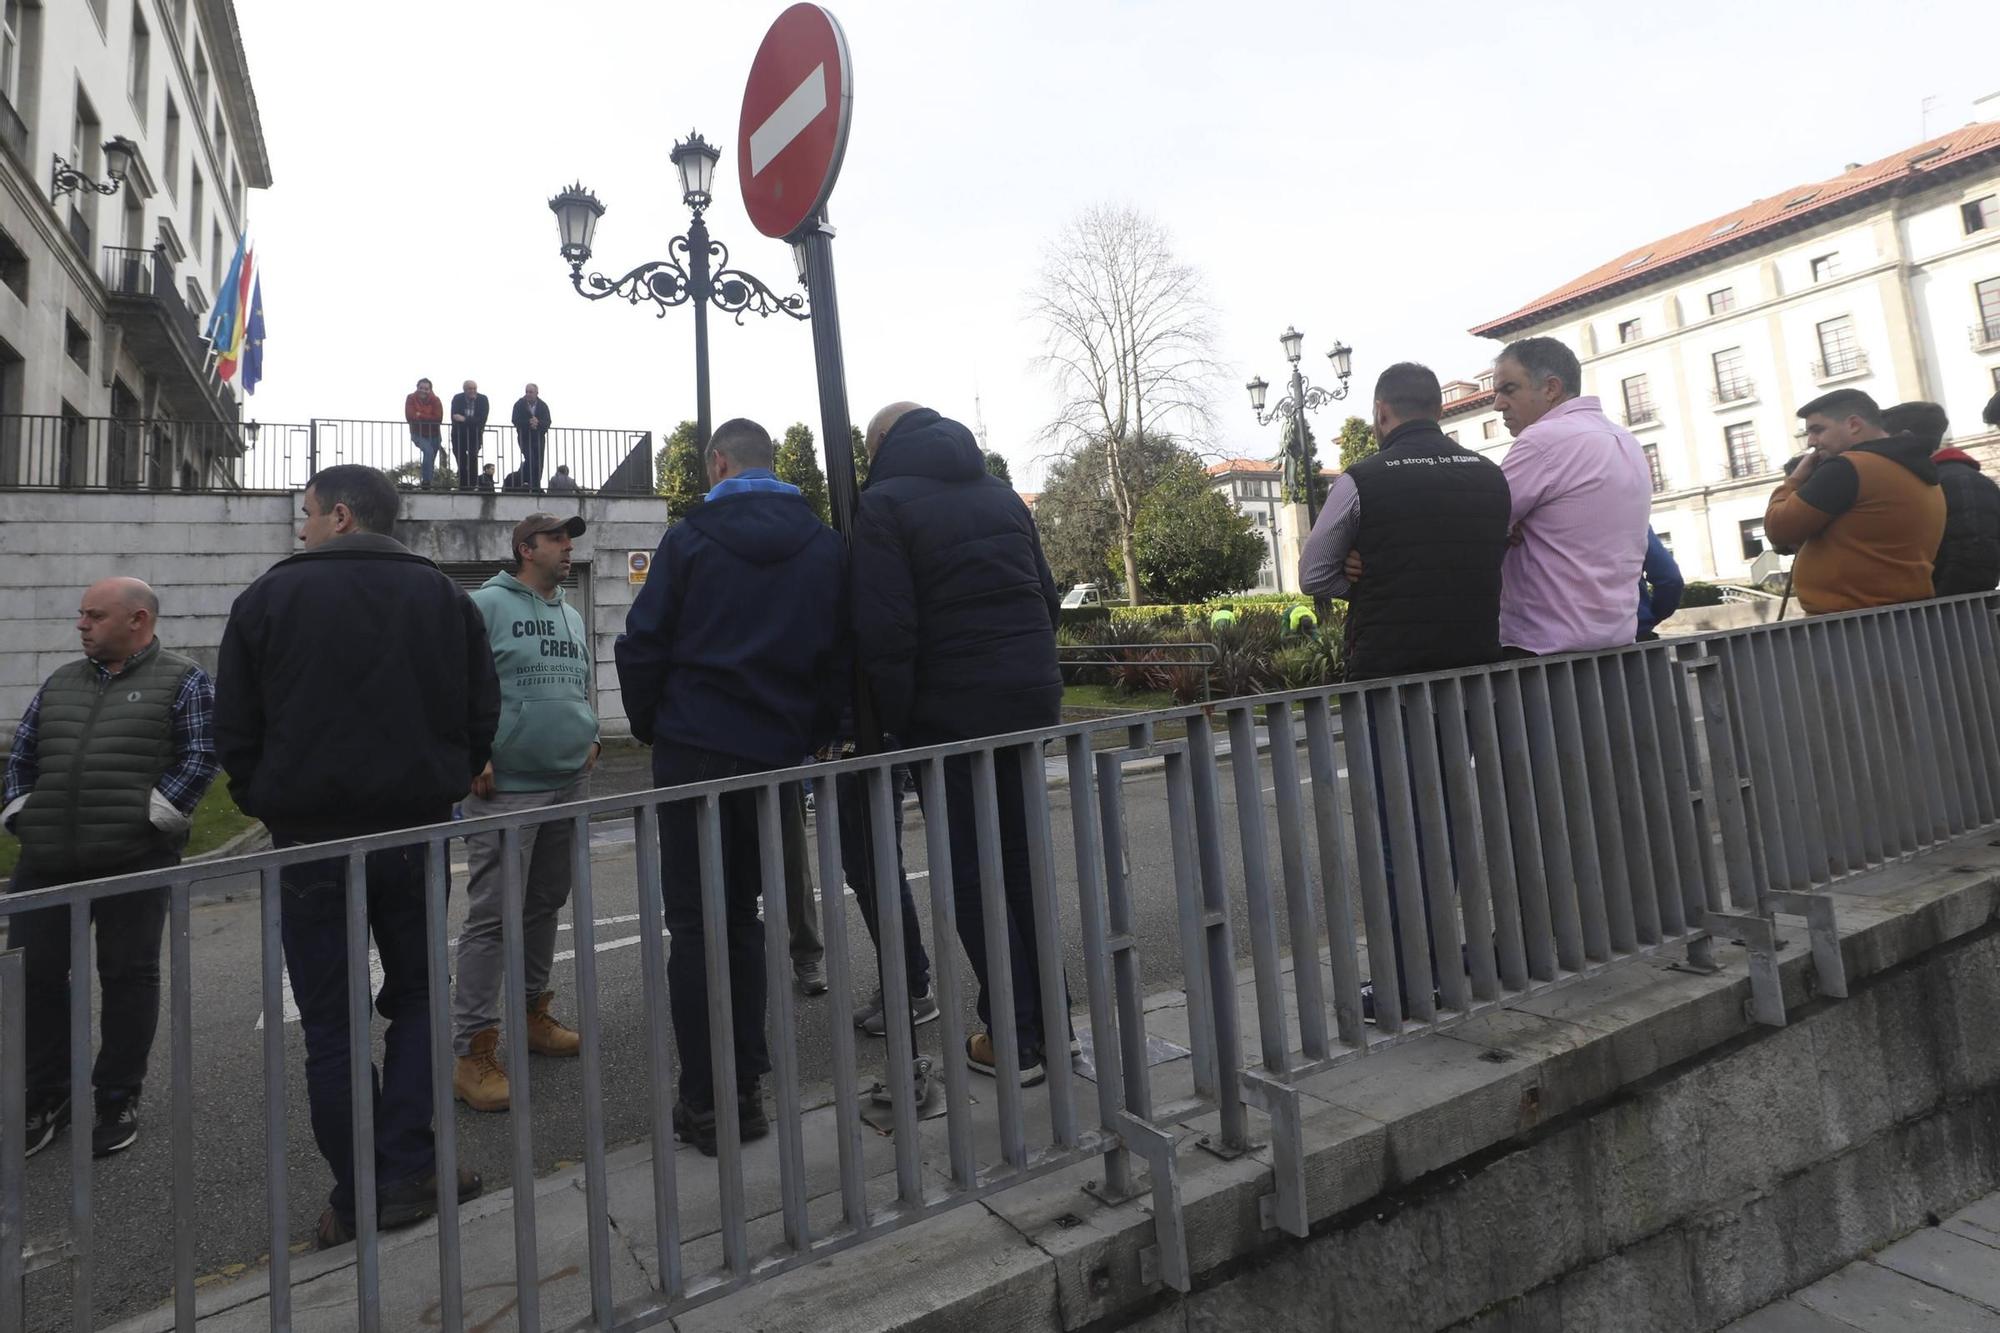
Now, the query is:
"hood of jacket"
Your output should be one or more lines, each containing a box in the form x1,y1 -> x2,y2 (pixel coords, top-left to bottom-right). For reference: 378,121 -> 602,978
866,409 -> 985,487
682,489 -> 827,566
1850,433 -> 1938,485
1934,447 -> 1982,470
478,569 -> 568,606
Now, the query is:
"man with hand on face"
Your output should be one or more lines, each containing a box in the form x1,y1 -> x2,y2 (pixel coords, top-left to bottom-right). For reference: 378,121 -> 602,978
1765,389 -> 1944,613
217,464 -> 498,1248
451,513 -> 600,1113
3,578 -> 217,1160
451,380 -> 490,492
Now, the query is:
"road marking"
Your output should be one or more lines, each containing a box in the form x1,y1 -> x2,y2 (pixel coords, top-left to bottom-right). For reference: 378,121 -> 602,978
749,63 -> 827,176
552,935 -> 641,965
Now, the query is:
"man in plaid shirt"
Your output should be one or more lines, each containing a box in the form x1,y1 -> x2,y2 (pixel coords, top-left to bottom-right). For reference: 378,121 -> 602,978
1,577 -> 218,1159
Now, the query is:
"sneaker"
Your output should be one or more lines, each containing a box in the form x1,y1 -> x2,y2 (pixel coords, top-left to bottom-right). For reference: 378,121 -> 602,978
379,1166 -> 485,1231
525,991 -> 581,1058
24,1097 -> 69,1158
860,985 -> 941,1037
453,1029 -> 511,1112
673,1100 -> 718,1157
738,1078 -> 770,1144
91,1096 -> 139,1158
794,959 -> 828,996
966,1032 -> 1046,1088
852,987 -> 886,1032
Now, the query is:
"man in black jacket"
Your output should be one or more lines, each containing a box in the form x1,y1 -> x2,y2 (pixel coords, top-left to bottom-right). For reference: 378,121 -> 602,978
1298,364 -> 1511,1022
1885,401 -> 2000,596
614,418 -> 847,1154
512,384 -> 553,492
217,464 -> 497,1247
449,380 -> 490,492
850,402 -> 1067,1087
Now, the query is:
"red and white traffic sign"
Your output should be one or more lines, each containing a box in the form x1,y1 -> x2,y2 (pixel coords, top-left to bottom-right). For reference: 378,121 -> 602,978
738,4 -> 853,240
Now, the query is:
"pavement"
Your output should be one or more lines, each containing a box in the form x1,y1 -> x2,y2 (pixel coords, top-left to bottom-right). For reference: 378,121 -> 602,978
21,729 -> 1326,1329
1724,1191 -> 2000,1332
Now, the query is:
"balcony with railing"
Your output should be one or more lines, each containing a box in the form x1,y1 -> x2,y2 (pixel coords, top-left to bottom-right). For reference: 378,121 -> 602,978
1973,319 -> 2000,351
1622,405 -> 1660,429
100,245 -> 240,422
1709,377 -> 1757,406
1810,349 -> 1870,383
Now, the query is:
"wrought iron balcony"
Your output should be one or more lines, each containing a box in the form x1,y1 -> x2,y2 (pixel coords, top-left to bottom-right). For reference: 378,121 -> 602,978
1710,378 -> 1757,405
1810,350 -> 1869,382
1972,320 -> 2000,351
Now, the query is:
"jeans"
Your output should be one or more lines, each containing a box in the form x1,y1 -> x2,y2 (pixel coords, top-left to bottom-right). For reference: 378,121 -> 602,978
654,744 -> 775,1112
831,766 -> 931,995
917,745 -> 1062,1062
7,850 -> 176,1108
453,778 -> 587,1054
278,839 -> 437,1218
411,431 -> 442,486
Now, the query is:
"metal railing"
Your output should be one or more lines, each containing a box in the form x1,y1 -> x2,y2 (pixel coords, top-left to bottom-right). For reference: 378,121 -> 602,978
1810,350 -> 1869,381
0,415 -> 250,491
101,247 -> 208,367
1058,641 -> 1222,706
1972,319 -> 2000,350
4,595 -> 1995,1329
1710,377 -> 1756,405
292,417 -> 659,495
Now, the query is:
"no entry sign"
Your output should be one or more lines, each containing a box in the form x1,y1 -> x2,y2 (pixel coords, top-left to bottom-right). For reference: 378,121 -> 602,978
738,4 -> 853,240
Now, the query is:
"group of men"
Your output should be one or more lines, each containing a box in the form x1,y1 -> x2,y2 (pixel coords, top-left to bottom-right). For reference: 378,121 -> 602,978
402,379 -> 565,494
1,396 -> 1067,1247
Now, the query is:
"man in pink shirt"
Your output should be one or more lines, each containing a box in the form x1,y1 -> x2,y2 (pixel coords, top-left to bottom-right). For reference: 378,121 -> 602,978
1492,337 -> 1653,655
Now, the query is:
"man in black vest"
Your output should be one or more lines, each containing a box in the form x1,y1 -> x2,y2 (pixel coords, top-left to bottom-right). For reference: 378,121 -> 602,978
1299,363 -> 1510,1020
2,577 -> 217,1159
218,464 -> 498,1247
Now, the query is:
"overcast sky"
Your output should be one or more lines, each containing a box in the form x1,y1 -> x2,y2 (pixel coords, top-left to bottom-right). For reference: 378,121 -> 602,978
233,0 -> 1999,487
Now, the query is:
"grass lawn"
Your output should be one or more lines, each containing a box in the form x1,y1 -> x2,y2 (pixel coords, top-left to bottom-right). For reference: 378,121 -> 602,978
1062,683 -> 1178,714
0,784 -> 260,880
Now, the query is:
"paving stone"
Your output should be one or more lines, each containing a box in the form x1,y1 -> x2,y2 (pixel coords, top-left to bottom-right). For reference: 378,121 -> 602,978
1795,1260 -> 2000,1332
1873,1226 -> 2000,1312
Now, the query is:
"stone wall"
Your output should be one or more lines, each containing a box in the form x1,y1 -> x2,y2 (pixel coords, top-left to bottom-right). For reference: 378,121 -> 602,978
0,489 -> 672,739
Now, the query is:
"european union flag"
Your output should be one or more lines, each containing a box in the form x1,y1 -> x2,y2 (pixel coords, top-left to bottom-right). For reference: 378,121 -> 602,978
242,275 -> 266,395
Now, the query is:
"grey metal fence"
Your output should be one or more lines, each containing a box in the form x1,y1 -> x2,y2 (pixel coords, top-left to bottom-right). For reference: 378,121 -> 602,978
3,596 -> 1994,1330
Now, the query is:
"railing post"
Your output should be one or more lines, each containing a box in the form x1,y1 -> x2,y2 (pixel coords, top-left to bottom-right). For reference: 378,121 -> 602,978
307,418 -> 321,477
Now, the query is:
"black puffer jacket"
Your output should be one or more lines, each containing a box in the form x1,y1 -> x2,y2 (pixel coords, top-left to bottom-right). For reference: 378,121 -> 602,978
850,410 -> 1061,743
1932,448 -> 2000,596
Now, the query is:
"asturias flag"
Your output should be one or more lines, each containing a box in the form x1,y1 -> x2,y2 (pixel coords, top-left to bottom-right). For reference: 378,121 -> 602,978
241,275 -> 266,395
217,247 -> 254,382
204,232 -> 247,350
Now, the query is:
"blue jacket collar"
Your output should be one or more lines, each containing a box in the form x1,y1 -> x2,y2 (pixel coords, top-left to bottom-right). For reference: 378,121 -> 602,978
706,468 -> 801,502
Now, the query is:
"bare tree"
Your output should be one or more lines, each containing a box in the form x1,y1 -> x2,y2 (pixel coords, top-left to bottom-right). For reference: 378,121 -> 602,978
1030,205 -> 1222,604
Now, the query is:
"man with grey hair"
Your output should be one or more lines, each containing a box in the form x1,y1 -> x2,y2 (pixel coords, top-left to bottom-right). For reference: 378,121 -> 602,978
1488,336 -> 1652,655
4,577 -> 217,1159
512,383 -> 553,492
616,417 -> 847,1155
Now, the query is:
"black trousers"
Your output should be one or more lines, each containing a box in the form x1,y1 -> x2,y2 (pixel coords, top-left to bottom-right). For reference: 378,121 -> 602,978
451,427 -> 481,490
8,848 -> 178,1108
832,765 -> 932,996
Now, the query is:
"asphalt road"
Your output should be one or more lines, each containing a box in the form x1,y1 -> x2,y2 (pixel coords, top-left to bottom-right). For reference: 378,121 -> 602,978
18,741 -> 1333,1328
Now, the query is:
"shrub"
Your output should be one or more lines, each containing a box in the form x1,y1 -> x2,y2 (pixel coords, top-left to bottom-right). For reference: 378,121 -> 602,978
1681,582 -> 1726,608
1058,605 -> 1112,631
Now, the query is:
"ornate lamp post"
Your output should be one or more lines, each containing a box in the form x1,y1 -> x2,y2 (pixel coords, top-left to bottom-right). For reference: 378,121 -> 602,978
549,131 -> 807,450
1245,327 -> 1353,524
52,135 -> 137,200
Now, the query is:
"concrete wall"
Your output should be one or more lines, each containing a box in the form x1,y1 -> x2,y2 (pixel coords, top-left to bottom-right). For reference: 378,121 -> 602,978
0,488 -> 670,738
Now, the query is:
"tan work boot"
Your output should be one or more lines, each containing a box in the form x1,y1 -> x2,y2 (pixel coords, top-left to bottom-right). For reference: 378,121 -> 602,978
454,1028 -> 511,1112
526,991 -> 581,1057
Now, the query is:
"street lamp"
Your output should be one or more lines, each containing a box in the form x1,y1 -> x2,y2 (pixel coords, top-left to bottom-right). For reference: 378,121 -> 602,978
52,135 -> 137,200
1245,326 -> 1353,524
548,129 -> 807,450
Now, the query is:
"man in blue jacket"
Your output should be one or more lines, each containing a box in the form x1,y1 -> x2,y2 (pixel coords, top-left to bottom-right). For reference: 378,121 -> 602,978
850,402 -> 1066,1087
1636,529 -> 1685,640
614,418 -> 847,1154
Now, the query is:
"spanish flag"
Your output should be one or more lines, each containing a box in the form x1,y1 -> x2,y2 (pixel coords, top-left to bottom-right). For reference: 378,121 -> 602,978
216,246 -> 254,382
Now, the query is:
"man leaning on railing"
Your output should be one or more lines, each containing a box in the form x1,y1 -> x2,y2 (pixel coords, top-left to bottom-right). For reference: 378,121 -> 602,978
3,577 -> 218,1160
216,464 -> 500,1249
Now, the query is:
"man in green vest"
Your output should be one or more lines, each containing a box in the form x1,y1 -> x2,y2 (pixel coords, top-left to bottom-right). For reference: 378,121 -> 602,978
2,577 -> 217,1160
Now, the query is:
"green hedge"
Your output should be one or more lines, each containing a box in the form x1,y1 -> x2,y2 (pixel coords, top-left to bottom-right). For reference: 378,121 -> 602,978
1057,605 -> 1112,631
1680,582 -> 1726,608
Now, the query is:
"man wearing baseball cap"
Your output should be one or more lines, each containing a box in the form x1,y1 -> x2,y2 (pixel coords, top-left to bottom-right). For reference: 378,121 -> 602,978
452,511 -> 600,1112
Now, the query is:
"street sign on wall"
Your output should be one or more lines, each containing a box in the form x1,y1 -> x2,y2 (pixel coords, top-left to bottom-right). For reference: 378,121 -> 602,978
737,3 -> 853,240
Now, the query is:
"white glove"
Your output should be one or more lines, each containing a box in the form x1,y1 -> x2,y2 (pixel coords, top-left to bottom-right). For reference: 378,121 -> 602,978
149,790 -> 192,835
0,794 -> 24,834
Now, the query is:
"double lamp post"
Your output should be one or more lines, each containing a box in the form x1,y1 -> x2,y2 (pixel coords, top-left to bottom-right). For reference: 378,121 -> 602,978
1245,326 -> 1353,526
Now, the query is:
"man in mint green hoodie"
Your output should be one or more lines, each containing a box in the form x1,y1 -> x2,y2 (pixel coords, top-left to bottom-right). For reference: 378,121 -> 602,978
453,512 -> 600,1112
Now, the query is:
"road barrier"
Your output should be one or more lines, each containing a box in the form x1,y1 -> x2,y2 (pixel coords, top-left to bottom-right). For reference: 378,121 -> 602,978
5,595 -> 1994,1330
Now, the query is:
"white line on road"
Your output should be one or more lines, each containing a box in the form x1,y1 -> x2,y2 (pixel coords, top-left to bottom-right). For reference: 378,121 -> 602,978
749,64 -> 827,176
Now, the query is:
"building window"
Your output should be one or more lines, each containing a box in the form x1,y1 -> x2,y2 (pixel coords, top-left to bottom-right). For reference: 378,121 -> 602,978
1739,519 -> 1767,561
1621,374 -> 1656,426
86,0 -> 108,31
1,0 -> 22,112
163,96 -> 179,198
1810,253 -> 1840,283
212,106 -> 226,164
1991,366 -> 2000,395
1712,347 -> 1753,402
1708,288 -> 1736,316
190,167 -> 204,256
1657,532 -> 1674,554
127,8 -> 150,125
210,221 -> 223,291
1446,430 -> 1460,444
64,313 -> 90,370
1644,443 -> 1665,493
1976,276 -> 2000,346
0,225 -> 23,302
193,44 -> 209,110
1725,422 -> 1764,479
1619,318 -> 1643,344
1964,195 -> 1999,235
1815,315 -> 1862,377
66,91 -> 102,254
1481,419 -> 1498,440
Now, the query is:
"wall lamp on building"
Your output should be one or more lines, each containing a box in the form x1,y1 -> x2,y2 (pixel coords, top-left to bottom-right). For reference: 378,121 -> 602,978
52,136 -> 138,201
1245,327 -> 1352,521
548,130 -> 807,450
